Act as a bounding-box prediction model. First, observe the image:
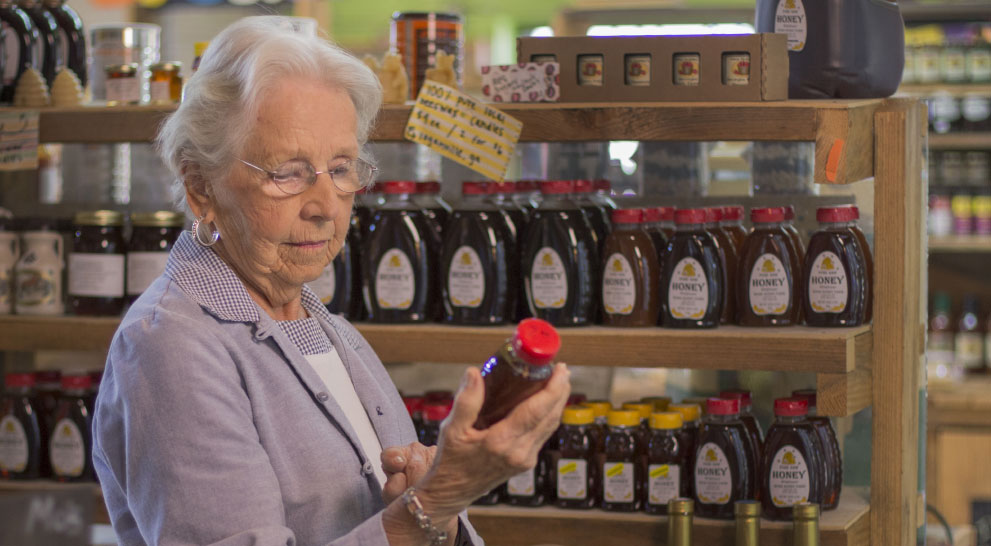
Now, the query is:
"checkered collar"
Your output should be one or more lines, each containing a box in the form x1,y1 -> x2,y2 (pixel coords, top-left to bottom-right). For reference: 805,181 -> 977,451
165,230 -> 333,325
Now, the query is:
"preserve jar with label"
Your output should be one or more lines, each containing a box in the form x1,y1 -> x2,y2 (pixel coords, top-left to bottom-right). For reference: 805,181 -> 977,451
522,180 -> 599,326
600,208 -> 660,327
69,210 -> 125,316
736,207 -> 801,326
694,398 -> 757,519
705,207 -> 738,324
441,182 -> 518,325
661,208 -> 723,328
362,181 -> 437,323
600,409 -> 644,512
553,406 -> 598,509
15,227 -> 63,315
127,211 -> 183,304
149,61 -> 182,104
50,374 -> 93,482
760,398 -> 824,520
791,389 -> 841,510
802,206 -> 869,326
645,411 -> 688,515
105,63 -> 140,106
474,318 -> 559,429
0,373 -> 41,479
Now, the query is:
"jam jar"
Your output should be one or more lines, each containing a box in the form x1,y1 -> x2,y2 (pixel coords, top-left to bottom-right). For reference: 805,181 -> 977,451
69,210 -> 125,316
127,211 -> 183,304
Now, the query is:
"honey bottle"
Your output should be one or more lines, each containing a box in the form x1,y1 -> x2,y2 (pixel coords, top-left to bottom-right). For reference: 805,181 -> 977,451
802,206 -> 869,327
50,374 -> 93,482
0,373 -> 42,479
705,207 -> 738,325
670,402 -> 702,497
354,186 -> 383,242
642,207 -> 670,266
694,398 -> 758,519
573,179 -> 611,252
641,396 -> 672,412
645,412 -> 689,515
736,207 -> 801,326
601,409 -> 644,511
474,318 -> 560,430
411,181 -> 450,240
321,216 -> 362,320
441,182 -> 519,325
601,209 -> 660,327
505,436 -> 549,506
845,206 -> 874,323
17,0 -> 58,88
721,205 -> 748,254
661,208 -> 724,329
0,0 -> 40,104
43,0 -> 85,88
791,389 -> 841,510
402,395 -> 424,436
783,206 -> 805,266
522,180 -> 599,326
760,398 -> 824,520
554,406 -> 598,509
621,401 -> 653,445
720,389 -> 764,461
362,181 -> 438,323
591,179 -> 617,211
581,400 -> 610,451
486,181 -> 528,242
418,401 -> 451,447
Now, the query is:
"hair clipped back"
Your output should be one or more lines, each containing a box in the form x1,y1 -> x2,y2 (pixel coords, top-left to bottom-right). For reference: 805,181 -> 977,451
157,16 -> 382,216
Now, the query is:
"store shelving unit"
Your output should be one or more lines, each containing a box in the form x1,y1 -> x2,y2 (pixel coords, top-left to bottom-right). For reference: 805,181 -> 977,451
929,236 -> 991,253
5,97 -> 925,546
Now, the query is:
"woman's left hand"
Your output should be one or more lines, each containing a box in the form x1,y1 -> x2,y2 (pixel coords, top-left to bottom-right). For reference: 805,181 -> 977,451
380,442 -> 436,504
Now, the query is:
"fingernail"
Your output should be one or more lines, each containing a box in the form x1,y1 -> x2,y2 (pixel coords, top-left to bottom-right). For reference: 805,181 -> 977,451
393,456 -> 405,465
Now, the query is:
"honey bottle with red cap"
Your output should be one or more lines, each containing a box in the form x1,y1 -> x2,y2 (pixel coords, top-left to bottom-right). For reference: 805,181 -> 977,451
670,403 -> 702,497
418,400 -> 452,447
601,209 -> 660,327
573,179 -> 611,251
736,207 -> 802,327
0,373 -> 42,479
720,389 -> 764,460
845,206 -> 873,323
705,207 -> 738,324
792,389 -> 841,510
50,374 -> 94,482
721,205 -> 748,254
661,208 -> 724,328
642,207 -> 670,263
802,206 -> 870,327
761,398 -> 825,520
783,206 -> 805,265
694,398 -> 758,519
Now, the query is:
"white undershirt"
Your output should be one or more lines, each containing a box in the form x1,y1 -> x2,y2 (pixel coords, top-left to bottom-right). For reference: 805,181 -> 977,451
304,348 -> 387,487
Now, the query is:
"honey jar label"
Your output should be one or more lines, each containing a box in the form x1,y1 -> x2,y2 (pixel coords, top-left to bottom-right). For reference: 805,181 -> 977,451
668,257 -> 709,320
673,54 -> 700,86
557,459 -> 588,499
602,253 -> 635,315
0,415 -> 28,472
530,247 -> 567,309
748,254 -> 791,316
625,54 -> 651,86
577,55 -> 603,86
447,246 -> 485,309
375,249 -> 415,310
648,463 -> 680,506
774,0 -> 807,52
150,81 -> 171,104
126,251 -> 172,297
808,251 -> 848,314
68,253 -> 125,298
306,262 -> 337,305
723,54 -> 751,86
507,467 -> 535,496
603,462 -> 635,502
50,418 -> 85,477
695,442 -> 732,505
769,445 -> 811,507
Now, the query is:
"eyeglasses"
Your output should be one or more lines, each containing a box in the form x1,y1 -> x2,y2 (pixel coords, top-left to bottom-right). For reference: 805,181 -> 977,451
238,157 -> 378,195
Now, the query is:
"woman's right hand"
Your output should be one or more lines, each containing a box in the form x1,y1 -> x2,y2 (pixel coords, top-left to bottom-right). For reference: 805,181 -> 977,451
414,362 -> 571,520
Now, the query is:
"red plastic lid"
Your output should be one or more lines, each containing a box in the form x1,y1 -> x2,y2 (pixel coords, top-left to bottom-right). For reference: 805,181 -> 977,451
540,180 -> 575,195
674,208 -> 706,225
707,397 -> 740,415
722,205 -> 744,222
403,396 -> 424,416
512,318 -> 561,366
423,401 -> 453,422
568,393 -> 588,406
791,389 -> 817,408
612,208 -> 643,224
816,206 -> 858,223
774,397 -> 809,417
835,204 -> 861,220
659,207 -> 674,221
34,370 -> 61,386
381,181 -> 417,194
419,181 -> 441,194
594,179 -> 611,192
490,181 -> 516,194
750,206 -> 786,223
515,180 -> 539,193
573,179 -> 594,193
462,182 -> 490,195
784,205 -> 796,221
719,389 -> 753,408
61,374 -> 93,390
642,208 -> 660,223
5,373 -> 35,388
704,207 -> 723,223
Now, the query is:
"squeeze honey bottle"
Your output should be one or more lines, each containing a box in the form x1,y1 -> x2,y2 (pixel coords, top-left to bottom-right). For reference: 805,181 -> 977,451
600,409 -> 644,511
670,403 -> 702,497
0,373 -> 42,479
802,206 -> 869,327
473,318 -> 560,430
761,398 -> 824,520
50,374 -> 93,482
505,440 -> 549,506
418,401 -> 451,447
600,209 -> 660,327
720,389 -> 764,460
573,179 -> 611,252
792,389 -> 841,510
721,205 -> 748,254
736,207 -> 801,327
661,208 -> 724,328
783,206 -> 805,265
645,412 -> 689,514
705,207 -> 738,324
554,406 -> 598,509
694,398 -> 758,519
846,206 -> 873,323
642,207 -> 670,266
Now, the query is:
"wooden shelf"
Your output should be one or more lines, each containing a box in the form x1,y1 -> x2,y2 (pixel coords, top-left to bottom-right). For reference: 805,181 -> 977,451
898,84 -> 991,97
36,105 -> 174,144
0,315 -> 119,352
467,490 -> 869,546
929,133 -> 991,150
929,235 -> 991,252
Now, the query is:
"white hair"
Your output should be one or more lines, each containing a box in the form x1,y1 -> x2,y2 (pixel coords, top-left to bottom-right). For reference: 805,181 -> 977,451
157,16 -> 382,216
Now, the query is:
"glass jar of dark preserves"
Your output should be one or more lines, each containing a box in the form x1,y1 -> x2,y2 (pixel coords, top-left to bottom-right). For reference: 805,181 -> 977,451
127,211 -> 183,304
68,210 -> 125,316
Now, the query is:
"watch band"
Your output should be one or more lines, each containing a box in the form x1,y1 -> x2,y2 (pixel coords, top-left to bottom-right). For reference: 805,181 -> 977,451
401,487 -> 449,546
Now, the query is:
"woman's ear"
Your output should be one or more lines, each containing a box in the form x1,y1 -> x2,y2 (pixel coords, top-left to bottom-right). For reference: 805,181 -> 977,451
182,162 -> 213,220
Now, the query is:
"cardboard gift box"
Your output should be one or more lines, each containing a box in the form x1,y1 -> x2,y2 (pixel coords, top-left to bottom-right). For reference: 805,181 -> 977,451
480,62 -> 560,102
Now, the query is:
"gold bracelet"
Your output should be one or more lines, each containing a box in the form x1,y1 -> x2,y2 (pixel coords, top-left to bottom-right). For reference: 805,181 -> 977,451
401,487 -> 448,546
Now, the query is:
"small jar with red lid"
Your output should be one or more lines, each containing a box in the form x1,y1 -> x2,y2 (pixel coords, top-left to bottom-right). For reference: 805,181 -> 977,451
760,397 -> 825,520
601,209 -> 661,327
802,206 -> 870,327
693,397 -> 758,519
0,373 -> 42,479
50,374 -> 94,482
660,208 -> 724,328
735,207 -> 802,327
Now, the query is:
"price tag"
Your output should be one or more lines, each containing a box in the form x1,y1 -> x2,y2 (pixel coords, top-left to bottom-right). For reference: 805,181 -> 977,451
405,81 -> 522,181
0,110 -> 39,171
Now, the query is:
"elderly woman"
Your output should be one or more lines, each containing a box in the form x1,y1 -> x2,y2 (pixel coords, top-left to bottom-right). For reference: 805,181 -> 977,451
92,17 -> 569,546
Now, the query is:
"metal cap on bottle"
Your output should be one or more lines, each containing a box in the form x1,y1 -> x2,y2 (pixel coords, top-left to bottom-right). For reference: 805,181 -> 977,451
735,500 -> 761,546
792,503 -> 820,546
667,498 -> 694,546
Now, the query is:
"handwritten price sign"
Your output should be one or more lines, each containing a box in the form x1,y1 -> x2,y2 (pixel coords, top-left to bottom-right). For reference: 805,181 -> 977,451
405,81 -> 522,181
0,110 -> 38,171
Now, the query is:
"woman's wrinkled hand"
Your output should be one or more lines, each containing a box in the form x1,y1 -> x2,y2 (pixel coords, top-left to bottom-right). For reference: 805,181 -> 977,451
415,362 -> 571,519
380,442 -> 436,505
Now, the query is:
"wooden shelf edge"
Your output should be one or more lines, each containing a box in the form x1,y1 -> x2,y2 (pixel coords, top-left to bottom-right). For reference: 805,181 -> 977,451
898,83 -> 991,97
467,490 -> 869,546
929,133 -> 991,150
929,236 -> 991,252
817,363 -> 873,417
